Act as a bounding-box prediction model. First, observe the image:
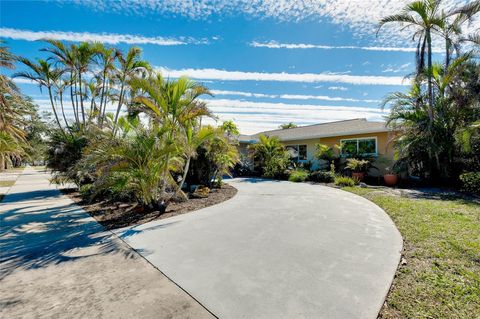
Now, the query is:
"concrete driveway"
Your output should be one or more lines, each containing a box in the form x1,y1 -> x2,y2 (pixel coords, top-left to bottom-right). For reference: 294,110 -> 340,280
115,178 -> 403,319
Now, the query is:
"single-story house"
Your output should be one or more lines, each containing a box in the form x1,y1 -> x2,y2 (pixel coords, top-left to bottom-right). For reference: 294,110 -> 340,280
237,118 -> 397,174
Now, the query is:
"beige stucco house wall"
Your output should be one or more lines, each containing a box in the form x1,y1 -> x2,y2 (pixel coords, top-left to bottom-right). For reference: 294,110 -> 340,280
238,119 -> 397,176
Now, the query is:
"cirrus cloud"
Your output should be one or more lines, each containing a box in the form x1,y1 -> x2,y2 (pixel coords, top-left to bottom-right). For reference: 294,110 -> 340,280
158,67 -> 408,86
0,27 -> 208,46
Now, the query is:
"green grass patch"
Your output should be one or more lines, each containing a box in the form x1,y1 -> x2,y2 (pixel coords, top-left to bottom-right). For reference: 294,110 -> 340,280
0,180 -> 15,187
5,166 -> 25,172
343,187 -> 480,318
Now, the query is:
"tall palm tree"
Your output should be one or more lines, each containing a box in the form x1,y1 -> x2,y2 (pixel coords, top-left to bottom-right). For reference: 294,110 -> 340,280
91,43 -> 119,125
112,47 -> 150,133
42,40 -> 80,126
437,1 -> 480,67
130,73 -> 212,199
378,0 -> 445,124
14,58 -> 65,134
73,42 -> 95,125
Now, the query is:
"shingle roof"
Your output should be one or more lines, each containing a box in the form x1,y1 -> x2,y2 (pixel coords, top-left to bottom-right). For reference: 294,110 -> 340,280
238,119 -> 390,143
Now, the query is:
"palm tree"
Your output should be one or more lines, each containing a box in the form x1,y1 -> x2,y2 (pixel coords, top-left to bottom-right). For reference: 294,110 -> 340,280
130,73 -> 212,200
73,42 -> 95,125
378,0 -> 445,124
42,40 -> 80,126
279,122 -> 297,129
248,134 -> 290,178
15,58 -> 65,134
92,43 -> 119,125
0,131 -> 26,170
436,1 -> 480,67
112,47 -> 150,133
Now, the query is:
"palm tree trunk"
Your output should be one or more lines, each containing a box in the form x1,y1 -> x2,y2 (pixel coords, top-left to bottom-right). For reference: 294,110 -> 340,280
74,81 -> 80,126
176,156 -> 191,196
78,72 -> 86,125
70,78 -> 79,126
59,91 -> 70,130
445,38 -> 450,68
427,28 -> 434,125
112,81 -> 125,135
99,69 -> 107,125
47,87 -> 65,134
0,156 -> 4,171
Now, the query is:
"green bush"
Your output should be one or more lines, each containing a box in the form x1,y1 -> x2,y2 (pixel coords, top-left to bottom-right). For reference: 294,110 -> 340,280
334,176 -> 358,187
288,169 -> 309,182
309,170 -> 335,183
459,172 -> 480,195
79,183 -> 94,198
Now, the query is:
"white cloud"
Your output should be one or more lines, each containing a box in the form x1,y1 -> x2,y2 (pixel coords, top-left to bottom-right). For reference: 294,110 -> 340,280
210,90 -> 276,98
67,0 -> 476,46
158,67 -> 407,86
12,78 -> 36,85
328,86 -> 348,91
0,28 -> 207,46
381,63 -> 412,73
249,40 -> 445,53
203,98 -> 386,134
211,89 -> 379,103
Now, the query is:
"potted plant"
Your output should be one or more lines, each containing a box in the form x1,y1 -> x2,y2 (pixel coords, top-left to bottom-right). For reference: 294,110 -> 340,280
383,167 -> 399,186
345,158 -> 370,181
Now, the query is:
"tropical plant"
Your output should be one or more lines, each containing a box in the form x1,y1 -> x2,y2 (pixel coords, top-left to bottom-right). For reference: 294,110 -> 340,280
249,134 -> 290,178
334,176 -> 358,187
46,129 -> 88,185
459,172 -> 480,195
345,158 -> 371,173
113,47 -> 151,133
80,117 -> 176,208
308,170 -> 335,183
187,125 -> 240,187
279,122 -> 297,129
0,132 -> 26,170
288,168 -> 309,182
130,72 -> 212,200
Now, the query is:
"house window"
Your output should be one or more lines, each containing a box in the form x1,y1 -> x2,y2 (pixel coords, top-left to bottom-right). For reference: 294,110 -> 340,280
340,137 -> 377,157
286,145 -> 307,162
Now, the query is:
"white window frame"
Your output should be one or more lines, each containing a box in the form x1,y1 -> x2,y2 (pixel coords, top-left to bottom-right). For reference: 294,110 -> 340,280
339,136 -> 378,157
286,144 -> 308,162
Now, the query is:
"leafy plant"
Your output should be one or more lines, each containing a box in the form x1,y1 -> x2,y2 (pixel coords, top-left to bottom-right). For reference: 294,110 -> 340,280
248,134 -> 290,178
334,176 -> 358,187
288,168 -> 309,182
309,170 -> 335,183
459,172 -> 480,195
345,158 -> 371,173
80,117 -> 179,208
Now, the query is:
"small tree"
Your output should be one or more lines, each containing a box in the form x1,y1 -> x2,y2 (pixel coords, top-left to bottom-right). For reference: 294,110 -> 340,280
248,134 -> 290,178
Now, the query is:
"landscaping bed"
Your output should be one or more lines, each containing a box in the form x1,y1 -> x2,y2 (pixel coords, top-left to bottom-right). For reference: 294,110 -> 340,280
343,186 -> 480,319
65,184 -> 237,230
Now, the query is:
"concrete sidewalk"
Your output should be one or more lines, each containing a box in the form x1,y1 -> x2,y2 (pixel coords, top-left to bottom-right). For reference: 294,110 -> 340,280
0,167 -> 214,319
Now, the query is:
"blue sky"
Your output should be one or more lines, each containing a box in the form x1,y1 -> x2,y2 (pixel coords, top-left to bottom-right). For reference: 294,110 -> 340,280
1,0 -> 475,134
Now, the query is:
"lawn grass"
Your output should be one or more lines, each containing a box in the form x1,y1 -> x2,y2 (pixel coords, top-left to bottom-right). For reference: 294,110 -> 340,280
0,180 -> 16,187
343,187 -> 480,319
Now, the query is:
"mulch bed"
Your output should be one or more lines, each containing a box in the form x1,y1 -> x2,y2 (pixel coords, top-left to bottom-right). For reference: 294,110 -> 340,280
64,184 -> 237,230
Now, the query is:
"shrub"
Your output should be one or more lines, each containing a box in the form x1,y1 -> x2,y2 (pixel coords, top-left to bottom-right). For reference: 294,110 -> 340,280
309,170 -> 335,183
249,135 -> 290,178
334,176 -> 358,187
288,169 -> 309,182
47,129 -> 89,185
345,158 -> 370,173
459,172 -> 480,195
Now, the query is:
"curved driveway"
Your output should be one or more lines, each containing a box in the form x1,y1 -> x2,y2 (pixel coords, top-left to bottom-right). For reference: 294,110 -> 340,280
115,178 -> 402,319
